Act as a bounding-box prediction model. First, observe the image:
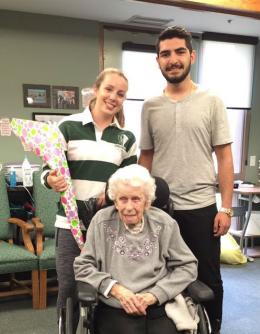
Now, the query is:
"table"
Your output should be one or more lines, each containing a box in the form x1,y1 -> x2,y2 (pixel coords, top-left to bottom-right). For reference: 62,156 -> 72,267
233,187 -> 260,257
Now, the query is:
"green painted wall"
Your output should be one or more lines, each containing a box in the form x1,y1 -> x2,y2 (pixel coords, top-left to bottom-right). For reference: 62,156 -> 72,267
0,10 -> 100,164
245,42 -> 260,184
0,11 -> 259,184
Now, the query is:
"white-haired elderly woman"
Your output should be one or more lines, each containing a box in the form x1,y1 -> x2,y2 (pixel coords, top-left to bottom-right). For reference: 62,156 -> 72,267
74,164 -> 197,334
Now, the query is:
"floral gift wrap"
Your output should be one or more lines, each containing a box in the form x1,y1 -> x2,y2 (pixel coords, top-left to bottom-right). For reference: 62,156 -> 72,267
11,118 -> 84,249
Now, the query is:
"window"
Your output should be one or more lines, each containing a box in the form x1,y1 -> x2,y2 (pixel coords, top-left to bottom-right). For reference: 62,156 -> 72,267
198,33 -> 257,178
122,48 -> 165,151
213,108 -> 249,178
122,50 -> 165,100
227,108 -> 248,177
199,40 -> 255,108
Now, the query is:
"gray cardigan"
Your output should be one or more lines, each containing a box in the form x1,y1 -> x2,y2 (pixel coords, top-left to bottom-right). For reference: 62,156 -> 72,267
74,206 -> 198,308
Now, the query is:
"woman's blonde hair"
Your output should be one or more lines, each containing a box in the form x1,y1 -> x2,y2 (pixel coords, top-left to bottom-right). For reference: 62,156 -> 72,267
89,68 -> 128,127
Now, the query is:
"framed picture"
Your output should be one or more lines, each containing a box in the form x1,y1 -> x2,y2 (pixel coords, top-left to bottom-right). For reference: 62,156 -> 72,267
23,84 -> 51,108
52,85 -> 79,110
32,112 -> 70,125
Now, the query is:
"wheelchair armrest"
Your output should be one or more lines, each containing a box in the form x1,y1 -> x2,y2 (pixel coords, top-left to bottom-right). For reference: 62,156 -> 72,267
186,279 -> 214,303
77,281 -> 98,307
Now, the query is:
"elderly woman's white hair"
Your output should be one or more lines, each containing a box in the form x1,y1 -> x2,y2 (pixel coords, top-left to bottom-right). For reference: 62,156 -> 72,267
108,164 -> 156,206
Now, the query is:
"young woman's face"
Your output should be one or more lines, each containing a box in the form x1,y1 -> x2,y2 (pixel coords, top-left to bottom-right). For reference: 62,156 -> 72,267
94,73 -> 128,118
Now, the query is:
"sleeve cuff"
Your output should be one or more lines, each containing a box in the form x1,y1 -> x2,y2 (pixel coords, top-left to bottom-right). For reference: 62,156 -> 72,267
148,286 -> 169,305
103,280 -> 118,298
41,170 -> 51,189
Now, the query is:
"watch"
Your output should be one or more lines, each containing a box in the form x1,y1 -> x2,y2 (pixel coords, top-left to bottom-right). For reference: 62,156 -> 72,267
219,207 -> 234,217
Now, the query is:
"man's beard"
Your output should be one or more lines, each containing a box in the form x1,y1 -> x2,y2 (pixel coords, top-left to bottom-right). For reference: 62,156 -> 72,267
161,62 -> 191,84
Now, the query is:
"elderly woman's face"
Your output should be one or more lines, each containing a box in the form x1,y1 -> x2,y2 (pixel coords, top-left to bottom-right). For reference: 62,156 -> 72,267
114,183 -> 148,226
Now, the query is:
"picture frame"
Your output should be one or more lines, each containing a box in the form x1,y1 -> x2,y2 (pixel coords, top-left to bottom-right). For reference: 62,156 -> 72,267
52,85 -> 79,110
23,84 -> 51,108
32,112 -> 70,125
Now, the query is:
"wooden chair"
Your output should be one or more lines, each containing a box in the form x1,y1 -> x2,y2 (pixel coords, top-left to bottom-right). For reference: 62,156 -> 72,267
0,171 -> 39,308
32,170 -> 59,309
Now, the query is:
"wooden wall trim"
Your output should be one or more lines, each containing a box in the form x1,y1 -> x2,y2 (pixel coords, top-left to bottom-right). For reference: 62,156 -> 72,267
135,0 -> 260,20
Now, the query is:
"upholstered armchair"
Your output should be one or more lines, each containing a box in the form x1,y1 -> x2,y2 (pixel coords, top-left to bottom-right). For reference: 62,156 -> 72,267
32,170 -> 59,309
0,171 -> 39,308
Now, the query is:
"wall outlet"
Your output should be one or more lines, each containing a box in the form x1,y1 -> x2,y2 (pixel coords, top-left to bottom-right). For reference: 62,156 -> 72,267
250,155 -> 256,166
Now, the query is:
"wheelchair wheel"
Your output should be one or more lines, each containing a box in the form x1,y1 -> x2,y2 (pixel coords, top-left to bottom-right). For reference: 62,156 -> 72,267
65,297 -> 74,334
197,304 -> 210,334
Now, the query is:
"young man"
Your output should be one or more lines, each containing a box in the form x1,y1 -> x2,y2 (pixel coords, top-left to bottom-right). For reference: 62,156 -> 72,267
139,26 -> 234,334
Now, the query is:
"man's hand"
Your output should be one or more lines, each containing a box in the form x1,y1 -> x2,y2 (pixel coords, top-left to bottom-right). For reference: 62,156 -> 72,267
47,169 -> 68,193
213,212 -> 231,237
110,284 -> 148,315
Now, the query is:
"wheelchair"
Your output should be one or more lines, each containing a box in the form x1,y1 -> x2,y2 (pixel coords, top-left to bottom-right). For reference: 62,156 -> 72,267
65,279 -> 213,334
65,176 -> 214,334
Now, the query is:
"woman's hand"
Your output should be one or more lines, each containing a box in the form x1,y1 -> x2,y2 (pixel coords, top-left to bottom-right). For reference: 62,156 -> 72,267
110,283 -> 148,315
47,169 -> 68,193
135,292 -> 158,308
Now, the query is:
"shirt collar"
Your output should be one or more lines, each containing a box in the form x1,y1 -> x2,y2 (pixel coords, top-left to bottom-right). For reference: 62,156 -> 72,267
81,107 -> 121,129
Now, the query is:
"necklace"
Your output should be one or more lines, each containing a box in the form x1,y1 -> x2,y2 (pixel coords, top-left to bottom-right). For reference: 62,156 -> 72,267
123,218 -> 144,235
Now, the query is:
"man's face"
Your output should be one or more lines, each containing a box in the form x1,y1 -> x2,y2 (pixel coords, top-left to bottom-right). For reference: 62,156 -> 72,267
114,184 -> 148,226
157,38 -> 196,84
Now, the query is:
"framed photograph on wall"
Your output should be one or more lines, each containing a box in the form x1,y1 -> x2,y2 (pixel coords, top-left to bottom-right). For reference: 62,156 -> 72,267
23,84 -> 51,108
52,85 -> 79,110
32,112 -> 70,125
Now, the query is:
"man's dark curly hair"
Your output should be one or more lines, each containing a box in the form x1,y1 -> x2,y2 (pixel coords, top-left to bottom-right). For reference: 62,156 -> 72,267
155,26 -> 193,55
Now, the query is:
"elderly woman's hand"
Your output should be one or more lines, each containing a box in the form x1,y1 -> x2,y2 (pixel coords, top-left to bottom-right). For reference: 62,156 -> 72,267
110,283 -> 148,315
135,292 -> 158,308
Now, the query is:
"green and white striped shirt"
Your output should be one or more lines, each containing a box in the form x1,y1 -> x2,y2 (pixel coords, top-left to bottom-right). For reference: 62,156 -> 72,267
42,108 -> 137,229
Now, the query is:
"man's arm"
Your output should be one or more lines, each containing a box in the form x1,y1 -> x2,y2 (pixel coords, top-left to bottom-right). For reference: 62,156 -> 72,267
138,149 -> 154,172
214,143 -> 234,236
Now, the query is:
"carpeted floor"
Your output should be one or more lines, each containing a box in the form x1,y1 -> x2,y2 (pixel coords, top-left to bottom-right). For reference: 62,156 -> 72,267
0,259 -> 259,333
221,258 -> 260,334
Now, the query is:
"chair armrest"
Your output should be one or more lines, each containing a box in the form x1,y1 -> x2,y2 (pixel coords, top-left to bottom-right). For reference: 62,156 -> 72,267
31,217 -> 44,231
77,281 -> 98,307
186,279 -> 214,303
8,217 -> 34,232
8,217 -> 35,253
31,217 -> 44,255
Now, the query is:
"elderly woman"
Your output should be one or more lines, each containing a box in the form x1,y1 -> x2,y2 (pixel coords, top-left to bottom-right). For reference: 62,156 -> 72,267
74,164 -> 197,334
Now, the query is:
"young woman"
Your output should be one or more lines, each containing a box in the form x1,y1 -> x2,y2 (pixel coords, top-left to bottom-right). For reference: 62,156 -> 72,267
41,68 -> 137,333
